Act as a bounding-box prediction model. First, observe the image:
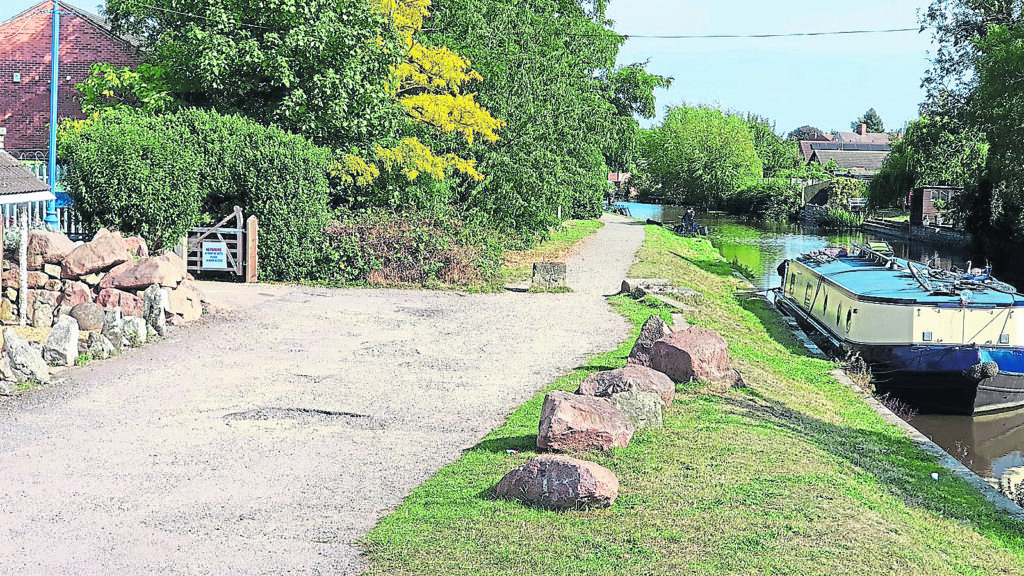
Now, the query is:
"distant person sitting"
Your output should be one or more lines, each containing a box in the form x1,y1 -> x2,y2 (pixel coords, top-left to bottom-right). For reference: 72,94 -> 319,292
684,208 -> 696,223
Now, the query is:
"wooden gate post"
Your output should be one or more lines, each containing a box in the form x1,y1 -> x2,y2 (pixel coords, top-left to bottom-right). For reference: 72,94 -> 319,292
245,215 -> 259,283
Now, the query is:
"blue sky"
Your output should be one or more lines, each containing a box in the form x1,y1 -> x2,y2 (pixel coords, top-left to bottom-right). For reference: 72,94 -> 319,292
4,0 -> 934,135
606,0 -> 934,134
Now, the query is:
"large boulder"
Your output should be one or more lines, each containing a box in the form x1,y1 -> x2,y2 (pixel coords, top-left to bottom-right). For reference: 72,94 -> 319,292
3,328 -> 50,384
122,316 -> 148,347
650,327 -> 744,392
166,279 -> 203,322
101,309 -> 126,353
43,316 -> 79,366
537,391 -> 634,452
70,302 -> 105,331
26,230 -> 75,270
609,391 -> 665,432
494,455 -> 618,510
60,232 -> 130,278
142,284 -> 169,337
60,281 -> 92,308
627,314 -> 673,368
95,288 -> 144,317
99,252 -> 186,291
26,271 -> 48,289
28,290 -> 57,328
84,332 -> 115,360
123,237 -> 149,259
578,365 -> 675,406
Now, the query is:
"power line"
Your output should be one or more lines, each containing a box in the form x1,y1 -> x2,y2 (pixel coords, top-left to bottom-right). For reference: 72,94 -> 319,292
576,28 -> 921,40
0,10 -> 48,41
140,2 -> 276,29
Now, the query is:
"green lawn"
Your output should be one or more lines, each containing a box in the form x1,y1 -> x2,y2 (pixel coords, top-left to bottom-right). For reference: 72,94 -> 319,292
498,219 -> 605,286
365,225 -> 1024,576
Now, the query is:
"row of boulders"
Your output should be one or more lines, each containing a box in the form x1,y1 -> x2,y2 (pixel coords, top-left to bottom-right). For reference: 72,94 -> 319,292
0,283 -> 175,393
495,307 -> 745,511
4,229 -> 204,328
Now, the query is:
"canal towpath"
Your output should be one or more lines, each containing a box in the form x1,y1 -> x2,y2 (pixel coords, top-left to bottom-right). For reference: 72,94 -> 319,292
0,214 -> 645,575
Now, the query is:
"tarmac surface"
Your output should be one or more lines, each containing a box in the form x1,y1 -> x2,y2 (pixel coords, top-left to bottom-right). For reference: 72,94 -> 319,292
0,214 -> 645,575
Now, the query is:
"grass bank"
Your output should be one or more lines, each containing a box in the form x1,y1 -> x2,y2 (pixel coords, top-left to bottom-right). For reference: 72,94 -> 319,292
498,219 -> 605,286
365,225 -> 1024,575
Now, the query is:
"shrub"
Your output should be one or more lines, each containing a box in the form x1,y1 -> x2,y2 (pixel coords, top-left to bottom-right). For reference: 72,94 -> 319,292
727,179 -> 802,224
324,209 -> 491,285
175,109 -> 334,282
59,108 -> 334,281
58,109 -> 205,249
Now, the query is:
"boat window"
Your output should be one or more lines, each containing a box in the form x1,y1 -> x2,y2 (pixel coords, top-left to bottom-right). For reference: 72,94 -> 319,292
836,303 -> 842,326
846,309 -> 853,333
804,284 -> 812,304
823,293 -> 829,313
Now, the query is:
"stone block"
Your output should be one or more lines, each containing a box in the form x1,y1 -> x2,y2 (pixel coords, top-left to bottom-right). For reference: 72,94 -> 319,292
531,262 -> 568,291
495,455 -> 618,510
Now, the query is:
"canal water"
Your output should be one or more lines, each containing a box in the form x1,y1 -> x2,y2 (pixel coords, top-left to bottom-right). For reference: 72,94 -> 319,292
620,202 -> 1024,486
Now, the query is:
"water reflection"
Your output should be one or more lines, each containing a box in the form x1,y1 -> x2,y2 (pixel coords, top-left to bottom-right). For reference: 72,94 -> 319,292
618,202 -> 1024,490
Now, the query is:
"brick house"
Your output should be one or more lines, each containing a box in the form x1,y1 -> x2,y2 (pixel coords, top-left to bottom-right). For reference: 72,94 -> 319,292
0,1 -> 141,155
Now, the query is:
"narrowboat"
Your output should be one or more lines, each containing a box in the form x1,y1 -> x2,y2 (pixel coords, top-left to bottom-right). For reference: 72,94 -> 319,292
773,244 -> 1024,415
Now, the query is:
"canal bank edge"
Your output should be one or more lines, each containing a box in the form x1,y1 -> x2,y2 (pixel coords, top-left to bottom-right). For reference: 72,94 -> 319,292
832,368 -> 1024,520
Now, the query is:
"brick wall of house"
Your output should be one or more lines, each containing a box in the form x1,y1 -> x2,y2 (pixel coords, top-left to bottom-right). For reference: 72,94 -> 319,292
0,2 -> 141,155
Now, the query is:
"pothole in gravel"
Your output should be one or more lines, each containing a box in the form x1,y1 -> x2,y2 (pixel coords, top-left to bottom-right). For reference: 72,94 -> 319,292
224,407 -> 377,427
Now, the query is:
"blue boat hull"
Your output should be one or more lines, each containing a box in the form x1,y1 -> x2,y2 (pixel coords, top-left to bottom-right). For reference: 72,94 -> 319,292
774,294 -> 1024,414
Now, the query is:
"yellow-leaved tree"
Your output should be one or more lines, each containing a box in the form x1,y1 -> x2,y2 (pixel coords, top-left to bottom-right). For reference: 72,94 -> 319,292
339,0 -> 503,187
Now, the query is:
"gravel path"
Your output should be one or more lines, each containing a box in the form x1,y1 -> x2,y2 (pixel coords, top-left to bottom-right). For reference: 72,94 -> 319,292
0,215 -> 645,575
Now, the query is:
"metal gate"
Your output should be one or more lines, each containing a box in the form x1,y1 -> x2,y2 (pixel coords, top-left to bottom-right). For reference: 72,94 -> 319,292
181,206 -> 259,282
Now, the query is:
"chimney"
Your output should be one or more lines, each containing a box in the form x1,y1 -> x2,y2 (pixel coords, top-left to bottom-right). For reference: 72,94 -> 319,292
857,123 -> 867,136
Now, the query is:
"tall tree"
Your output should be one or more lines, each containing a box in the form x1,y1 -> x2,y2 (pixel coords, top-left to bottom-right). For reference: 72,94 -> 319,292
422,0 -> 669,237
639,105 -> 762,207
852,108 -> 885,133
787,125 -> 826,141
104,0 -> 403,148
868,115 -> 987,208
920,0 -> 1024,113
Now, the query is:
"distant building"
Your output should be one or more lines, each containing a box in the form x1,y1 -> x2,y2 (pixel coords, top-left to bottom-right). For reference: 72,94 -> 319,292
797,124 -> 895,164
910,186 -> 961,227
808,149 -> 890,180
834,124 -> 892,146
0,1 -> 141,155
608,172 -> 635,198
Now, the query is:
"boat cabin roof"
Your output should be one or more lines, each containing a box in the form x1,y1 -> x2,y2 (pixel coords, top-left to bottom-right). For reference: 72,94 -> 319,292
795,256 -> 1023,306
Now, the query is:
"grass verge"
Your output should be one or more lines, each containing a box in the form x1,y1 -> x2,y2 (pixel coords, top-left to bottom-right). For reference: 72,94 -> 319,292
365,225 -> 1024,576
498,219 -> 605,287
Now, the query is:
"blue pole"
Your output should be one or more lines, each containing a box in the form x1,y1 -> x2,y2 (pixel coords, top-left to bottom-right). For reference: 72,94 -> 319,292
44,0 -> 60,230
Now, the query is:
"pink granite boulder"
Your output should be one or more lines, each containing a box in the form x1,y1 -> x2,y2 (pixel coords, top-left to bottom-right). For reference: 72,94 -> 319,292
166,279 -> 204,322
123,236 -> 149,258
59,281 -> 92,308
627,314 -> 673,368
650,326 -> 744,392
26,230 -> 75,270
577,364 -> 676,405
61,232 -> 130,278
95,288 -> 144,317
99,252 -> 186,291
537,391 -> 634,452
495,454 -> 618,510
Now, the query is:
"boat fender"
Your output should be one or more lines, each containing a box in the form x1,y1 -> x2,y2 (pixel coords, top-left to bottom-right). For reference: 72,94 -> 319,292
964,361 -> 1000,382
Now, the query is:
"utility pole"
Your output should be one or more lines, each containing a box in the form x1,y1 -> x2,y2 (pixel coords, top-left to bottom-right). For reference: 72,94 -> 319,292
44,0 -> 60,230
